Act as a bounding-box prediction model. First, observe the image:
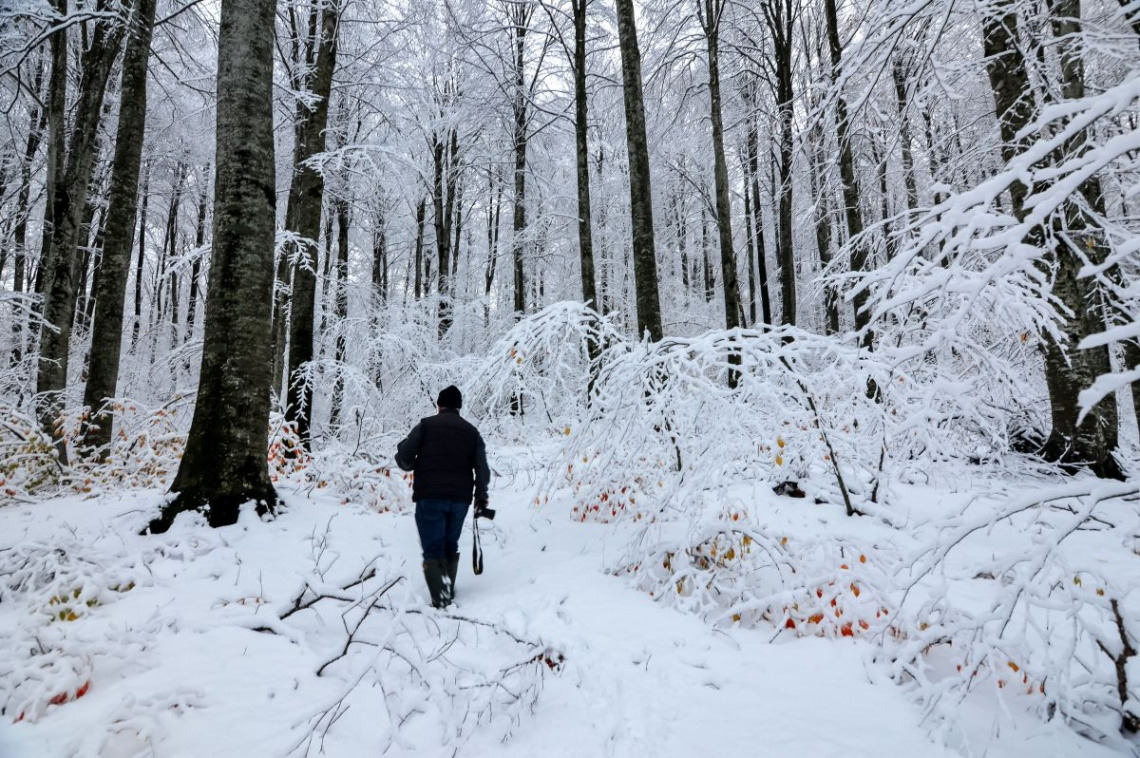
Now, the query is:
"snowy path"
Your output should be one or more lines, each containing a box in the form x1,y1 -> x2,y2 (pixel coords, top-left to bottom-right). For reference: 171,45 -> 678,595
0,479 -> 1119,757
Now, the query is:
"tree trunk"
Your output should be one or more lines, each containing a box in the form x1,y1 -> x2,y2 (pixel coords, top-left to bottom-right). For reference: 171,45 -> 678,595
824,0 -> 868,338
700,0 -> 741,339
808,122 -> 839,334
744,81 -> 772,326
511,11 -> 530,318
153,0 -> 280,531
78,0 -> 157,458
186,169 -> 208,339
132,162 -> 150,349
432,130 -> 453,335
892,52 -> 918,214
35,0 -> 67,301
371,205 -> 387,304
983,0 -> 1120,478
413,196 -> 426,299
328,198 -> 350,430
572,0 -> 598,310
8,66 -> 46,365
768,0 -> 796,326
285,1 -> 340,448
614,0 -> 663,341
37,12 -> 128,462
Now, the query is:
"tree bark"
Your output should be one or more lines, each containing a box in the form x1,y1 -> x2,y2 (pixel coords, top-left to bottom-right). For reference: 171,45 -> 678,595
131,162 -> 150,349
284,0 -> 340,448
186,169 -> 209,339
413,196 -> 426,299
766,0 -> 796,326
78,0 -> 157,458
983,0 -> 1120,478
700,0 -> 741,339
153,0 -> 280,531
328,198 -> 350,430
37,9 -> 128,462
614,0 -> 663,341
511,6 -> 531,318
572,0 -> 598,310
824,0 -> 868,338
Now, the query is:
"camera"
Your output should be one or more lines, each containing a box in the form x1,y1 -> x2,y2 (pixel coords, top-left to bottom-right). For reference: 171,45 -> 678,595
476,505 -> 496,520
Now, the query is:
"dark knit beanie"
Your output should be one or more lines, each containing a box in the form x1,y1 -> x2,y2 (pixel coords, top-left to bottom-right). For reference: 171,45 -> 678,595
438,385 -> 462,409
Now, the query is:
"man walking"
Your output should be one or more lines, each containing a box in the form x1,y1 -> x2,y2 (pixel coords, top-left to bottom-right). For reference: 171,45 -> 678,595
395,386 -> 491,609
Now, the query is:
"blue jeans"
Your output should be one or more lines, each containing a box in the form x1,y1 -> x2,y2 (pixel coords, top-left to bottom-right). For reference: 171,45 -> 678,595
415,499 -> 469,560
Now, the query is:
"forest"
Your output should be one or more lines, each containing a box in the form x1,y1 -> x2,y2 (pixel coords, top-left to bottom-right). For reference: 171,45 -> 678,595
1,0 -> 1139,755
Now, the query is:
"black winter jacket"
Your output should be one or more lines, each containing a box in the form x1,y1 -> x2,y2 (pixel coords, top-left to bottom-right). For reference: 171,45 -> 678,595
395,409 -> 491,504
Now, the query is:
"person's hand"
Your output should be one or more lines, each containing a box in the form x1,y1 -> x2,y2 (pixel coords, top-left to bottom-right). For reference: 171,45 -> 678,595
474,499 -> 494,519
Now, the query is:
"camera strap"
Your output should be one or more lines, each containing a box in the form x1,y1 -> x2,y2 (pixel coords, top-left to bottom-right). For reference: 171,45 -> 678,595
472,517 -> 484,575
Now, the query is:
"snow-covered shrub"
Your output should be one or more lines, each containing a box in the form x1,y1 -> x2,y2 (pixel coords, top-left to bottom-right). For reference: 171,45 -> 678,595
545,325 -> 883,522
619,501 -> 899,640
0,401 -> 60,500
882,480 -> 1140,744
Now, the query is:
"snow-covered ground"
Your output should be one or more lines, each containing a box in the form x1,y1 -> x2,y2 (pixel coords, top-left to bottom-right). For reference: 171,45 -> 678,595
0,448 -> 1131,757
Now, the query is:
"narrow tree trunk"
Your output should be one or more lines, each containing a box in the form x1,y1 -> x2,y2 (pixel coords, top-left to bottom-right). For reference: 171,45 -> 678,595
35,0 -> 67,300
132,162 -> 150,349
742,177 -> 756,326
186,170 -> 208,339
511,11 -> 530,318
745,81 -> 772,326
284,1 -> 339,448
614,0 -> 663,341
572,0 -> 598,310
768,0 -> 796,326
153,0 -> 280,531
700,0 -> 741,339
328,198 -> 350,430
9,71 -> 46,365
432,132 -> 453,335
892,52 -> 918,214
824,0 -> 868,338
809,125 -> 840,334
79,0 -> 157,458
371,206 -> 387,304
413,196 -> 426,299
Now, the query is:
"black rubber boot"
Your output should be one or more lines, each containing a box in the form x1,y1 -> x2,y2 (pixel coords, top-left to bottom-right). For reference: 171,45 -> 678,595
423,559 -> 451,609
446,553 -> 460,599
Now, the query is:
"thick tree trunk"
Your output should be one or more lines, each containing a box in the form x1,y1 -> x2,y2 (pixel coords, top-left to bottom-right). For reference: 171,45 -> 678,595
153,0 -> 280,531
614,0 -> 663,341
285,1 -> 339,448
983,0 -> 1120,478
37,13 -> 127,462
78,0 -> 157,458
572,0 -> 597,310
